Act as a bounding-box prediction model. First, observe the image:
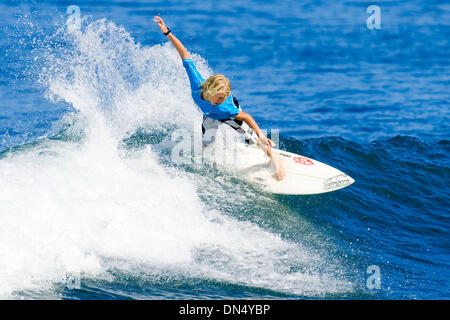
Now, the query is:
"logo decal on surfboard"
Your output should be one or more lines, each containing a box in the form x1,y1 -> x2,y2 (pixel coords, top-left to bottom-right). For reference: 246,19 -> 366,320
323,174 -> 352,190
293,156 -> 314,165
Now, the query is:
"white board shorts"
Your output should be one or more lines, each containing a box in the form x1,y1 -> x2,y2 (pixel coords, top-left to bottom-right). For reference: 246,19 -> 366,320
201,114 -> 259,147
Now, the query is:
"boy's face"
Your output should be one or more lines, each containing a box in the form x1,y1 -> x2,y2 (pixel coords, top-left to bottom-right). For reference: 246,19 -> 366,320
210,92 -> 227,105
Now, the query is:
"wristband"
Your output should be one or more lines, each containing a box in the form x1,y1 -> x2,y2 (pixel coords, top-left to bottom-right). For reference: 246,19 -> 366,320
164,28 -> 171,36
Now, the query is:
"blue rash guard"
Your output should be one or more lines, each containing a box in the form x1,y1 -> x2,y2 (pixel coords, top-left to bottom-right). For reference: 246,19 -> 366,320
182,59 -> 240,120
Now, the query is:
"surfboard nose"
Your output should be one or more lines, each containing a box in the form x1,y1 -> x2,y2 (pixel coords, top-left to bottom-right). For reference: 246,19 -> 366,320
348,176 -> 355,185
323,173 -> 354,191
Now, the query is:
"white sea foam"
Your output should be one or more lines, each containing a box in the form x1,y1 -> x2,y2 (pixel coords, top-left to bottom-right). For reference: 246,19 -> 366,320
0,18 -> 352,298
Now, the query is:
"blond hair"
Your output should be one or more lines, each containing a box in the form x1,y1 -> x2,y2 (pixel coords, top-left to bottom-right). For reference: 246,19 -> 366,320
201,74 -> 231,101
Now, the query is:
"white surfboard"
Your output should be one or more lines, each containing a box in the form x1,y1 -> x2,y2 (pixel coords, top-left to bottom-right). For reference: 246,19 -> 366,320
230,143 -> 355,195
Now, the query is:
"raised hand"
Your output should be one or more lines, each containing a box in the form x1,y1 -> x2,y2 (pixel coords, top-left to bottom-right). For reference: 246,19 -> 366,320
153,16 -> 168,34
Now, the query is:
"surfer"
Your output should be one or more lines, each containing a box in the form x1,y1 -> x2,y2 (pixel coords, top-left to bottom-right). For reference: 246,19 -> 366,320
153,16 -> 285,180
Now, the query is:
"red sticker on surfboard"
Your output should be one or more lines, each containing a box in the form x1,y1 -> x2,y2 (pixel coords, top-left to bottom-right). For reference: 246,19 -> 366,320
293,156 -> 314,165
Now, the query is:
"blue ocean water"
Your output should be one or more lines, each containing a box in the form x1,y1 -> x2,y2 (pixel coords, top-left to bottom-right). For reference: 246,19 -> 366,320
0,0 -> 448,299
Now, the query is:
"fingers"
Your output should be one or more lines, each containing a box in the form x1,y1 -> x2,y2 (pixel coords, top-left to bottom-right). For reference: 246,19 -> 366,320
153,16 -> 167,33
275,160 -> 285,181
277,170 -> 285,181
153,16 -> 164,24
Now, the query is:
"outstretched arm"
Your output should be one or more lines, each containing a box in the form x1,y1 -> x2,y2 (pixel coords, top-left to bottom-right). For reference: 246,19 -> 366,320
235,112 -> 272,148
153,16 -> 191,60
235,111 -> 285,180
